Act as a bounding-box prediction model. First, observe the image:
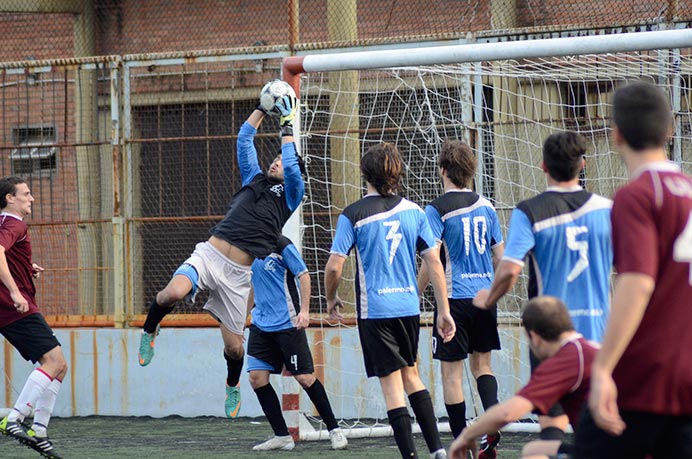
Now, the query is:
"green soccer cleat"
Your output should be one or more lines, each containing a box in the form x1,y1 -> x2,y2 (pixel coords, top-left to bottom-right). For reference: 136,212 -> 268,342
0,415 -> 37,447
224,383 -> 241,418
138,324 -> 160,367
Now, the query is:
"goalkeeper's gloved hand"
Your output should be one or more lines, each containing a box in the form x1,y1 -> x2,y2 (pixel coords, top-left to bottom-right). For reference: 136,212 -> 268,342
275,94 -> 297,136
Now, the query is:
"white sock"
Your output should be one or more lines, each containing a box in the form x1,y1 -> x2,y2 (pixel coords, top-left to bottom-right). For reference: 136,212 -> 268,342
32,378 -> 62,437
8,369 -> 52,421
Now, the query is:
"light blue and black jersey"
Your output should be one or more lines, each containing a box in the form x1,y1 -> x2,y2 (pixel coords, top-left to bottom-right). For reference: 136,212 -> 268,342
251,236 -> 308,332
503,188 -> 613,342
330,194 -> 437,320
210,122 -> 304,259
426,190 -> 503,299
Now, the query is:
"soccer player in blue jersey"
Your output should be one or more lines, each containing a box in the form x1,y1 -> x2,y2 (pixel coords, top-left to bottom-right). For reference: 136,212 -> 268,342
247,235 -> 347,451
136,82 -> 304,419
474,131 -> 612,442
418,140 -> 505,459
325,142 -> 456,459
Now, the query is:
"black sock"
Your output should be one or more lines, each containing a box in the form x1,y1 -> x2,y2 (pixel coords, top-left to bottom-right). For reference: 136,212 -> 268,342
304,379 -> 338,431
387,407 -> 417,459
143,298 -> 173,333
540,426 -> 566,441
476,374 -> 499,411
445,401 -> 467,438
254,384 -> 289,436
224,351 -> 244,387
408,389 -> 442,453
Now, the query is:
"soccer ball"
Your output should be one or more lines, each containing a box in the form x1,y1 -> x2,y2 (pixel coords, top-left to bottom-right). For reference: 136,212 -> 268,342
259,80 -> 295,115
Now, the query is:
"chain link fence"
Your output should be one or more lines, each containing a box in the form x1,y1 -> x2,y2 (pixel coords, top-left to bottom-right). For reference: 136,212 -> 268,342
0,1 -> 690,326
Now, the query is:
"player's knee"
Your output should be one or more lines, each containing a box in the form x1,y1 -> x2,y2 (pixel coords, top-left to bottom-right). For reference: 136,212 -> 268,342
294,373 -> 316,389
224,343 -> 244,360
40,347 -> 68,378
248,372 -> 268,389
155,289 -> 184,306
401,371 -> 423,393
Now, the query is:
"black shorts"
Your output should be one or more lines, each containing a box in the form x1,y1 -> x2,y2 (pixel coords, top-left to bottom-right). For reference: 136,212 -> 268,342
574,408 -> 692,459
432,298 -> 501,361
358,315 -> 419,378
247,324 -> 314,375
529,349 -> 566,417
0,313 -> 61,364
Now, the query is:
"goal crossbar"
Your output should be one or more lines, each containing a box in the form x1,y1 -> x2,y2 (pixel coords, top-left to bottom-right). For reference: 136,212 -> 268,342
283,28 -> 692,84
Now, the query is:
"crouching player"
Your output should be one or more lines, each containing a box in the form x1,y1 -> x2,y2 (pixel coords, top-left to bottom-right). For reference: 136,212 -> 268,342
248,235 -> 347,451
450,296 -> 598,459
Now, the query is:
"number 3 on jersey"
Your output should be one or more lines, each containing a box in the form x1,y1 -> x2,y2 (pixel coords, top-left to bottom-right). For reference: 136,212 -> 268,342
673,211 -> 692,286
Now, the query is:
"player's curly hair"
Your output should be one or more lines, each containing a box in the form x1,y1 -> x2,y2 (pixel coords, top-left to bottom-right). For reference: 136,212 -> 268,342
361,143 -> 402,196
542,131 -> 586,182
0,176 -> 26,209
439,140 -> 477,188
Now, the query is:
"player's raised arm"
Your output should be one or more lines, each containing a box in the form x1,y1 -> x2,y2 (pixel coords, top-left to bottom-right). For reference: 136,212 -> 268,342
275,91 -> 305,211
236,87 -> 270,186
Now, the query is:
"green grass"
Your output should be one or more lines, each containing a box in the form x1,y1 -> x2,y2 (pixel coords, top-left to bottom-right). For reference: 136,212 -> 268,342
0,416 -> 537,458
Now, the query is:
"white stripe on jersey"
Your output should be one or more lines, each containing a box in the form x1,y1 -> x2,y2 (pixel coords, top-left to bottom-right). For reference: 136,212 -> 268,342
353,198 -> 423,229
355,248 -> 369,319
532,194 -> 613,233
439,196 -> 496,222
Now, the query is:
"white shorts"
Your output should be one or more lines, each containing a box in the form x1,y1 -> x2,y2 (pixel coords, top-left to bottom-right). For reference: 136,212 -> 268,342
181,241 -> 252,335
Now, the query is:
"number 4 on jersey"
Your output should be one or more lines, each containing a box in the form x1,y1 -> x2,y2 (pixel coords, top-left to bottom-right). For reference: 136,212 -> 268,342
673,211 -> 692,286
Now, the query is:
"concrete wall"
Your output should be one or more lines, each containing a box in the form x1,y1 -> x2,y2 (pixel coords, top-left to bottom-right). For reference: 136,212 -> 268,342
0,326 -> 529,420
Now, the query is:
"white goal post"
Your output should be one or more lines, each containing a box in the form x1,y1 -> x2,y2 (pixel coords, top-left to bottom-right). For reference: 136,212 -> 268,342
279,28 -> 692,440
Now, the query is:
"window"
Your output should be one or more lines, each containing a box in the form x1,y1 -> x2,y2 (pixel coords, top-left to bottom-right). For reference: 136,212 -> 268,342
10,126 -> 57,177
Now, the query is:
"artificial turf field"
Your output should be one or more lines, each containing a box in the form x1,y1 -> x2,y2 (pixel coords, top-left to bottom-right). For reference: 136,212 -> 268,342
0,416 -> 543,458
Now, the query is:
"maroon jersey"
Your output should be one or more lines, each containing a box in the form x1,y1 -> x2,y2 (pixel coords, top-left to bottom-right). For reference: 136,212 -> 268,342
0,213 -> 38,328
517,336 -> 597,429
611,162 -> 692,415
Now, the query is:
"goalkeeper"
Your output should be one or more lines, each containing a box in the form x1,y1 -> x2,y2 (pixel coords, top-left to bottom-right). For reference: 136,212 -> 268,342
136,80 -> 304,420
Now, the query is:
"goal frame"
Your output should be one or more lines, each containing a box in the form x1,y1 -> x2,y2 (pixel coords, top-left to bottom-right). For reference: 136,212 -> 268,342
278,28 -> 692,441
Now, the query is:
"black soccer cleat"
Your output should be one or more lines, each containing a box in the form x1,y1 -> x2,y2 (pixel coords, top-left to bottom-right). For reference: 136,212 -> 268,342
29,435 -> 64,459
0,415 -> 37,447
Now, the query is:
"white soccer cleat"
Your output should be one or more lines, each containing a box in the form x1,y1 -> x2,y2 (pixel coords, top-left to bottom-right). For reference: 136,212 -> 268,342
252,435 -> 295,451
430,448 -> 448,459
329,427 -> 348,450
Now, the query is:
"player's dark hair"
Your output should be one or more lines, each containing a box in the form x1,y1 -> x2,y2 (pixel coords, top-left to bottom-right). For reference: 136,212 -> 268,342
361,142 -> 402,196
0,176 -> 26,209
542,131 -> 586,182
613,81 -> 672,152
522,296 -> 575,342
439,140 -> 476,188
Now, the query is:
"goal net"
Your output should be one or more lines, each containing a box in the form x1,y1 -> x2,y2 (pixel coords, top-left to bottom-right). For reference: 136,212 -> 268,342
285,30 -> 692,439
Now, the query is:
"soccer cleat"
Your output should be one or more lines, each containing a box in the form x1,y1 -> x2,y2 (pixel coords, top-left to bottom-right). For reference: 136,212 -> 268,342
0,415 -> 37,447
27,432 -> 64,459
329,427 -> 348,450
430,448 -> 448,459
252,435 -> 295,451
138,324 -> 160,366
224,383 -> 241,418
478,431 -> 501,459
